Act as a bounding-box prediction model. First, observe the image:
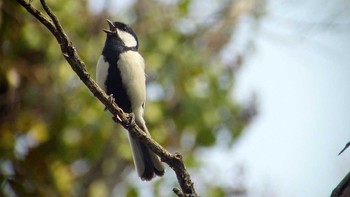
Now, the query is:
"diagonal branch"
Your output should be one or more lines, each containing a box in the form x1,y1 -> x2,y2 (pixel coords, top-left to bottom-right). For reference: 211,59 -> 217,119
15,0 -> 198,196
331,171 -> 350,197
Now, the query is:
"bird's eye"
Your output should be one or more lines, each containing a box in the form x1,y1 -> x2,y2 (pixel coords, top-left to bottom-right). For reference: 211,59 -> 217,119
123,26 -> 128,31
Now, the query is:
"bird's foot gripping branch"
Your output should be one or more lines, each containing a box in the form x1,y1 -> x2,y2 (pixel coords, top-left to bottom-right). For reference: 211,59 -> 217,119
15,0 -> 198,196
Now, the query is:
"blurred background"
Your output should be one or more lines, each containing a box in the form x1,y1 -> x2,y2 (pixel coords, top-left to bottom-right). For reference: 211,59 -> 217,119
0,0 -> 349,196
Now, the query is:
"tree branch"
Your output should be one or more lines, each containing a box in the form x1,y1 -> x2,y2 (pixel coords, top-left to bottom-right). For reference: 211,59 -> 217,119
331,171 -> 350,197
15,0 -> 198,196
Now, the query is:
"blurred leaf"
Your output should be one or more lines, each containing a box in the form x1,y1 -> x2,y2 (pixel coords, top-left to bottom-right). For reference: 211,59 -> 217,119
50,161 -> 73,195
209,187 -> 225,197
126,186 -> 138,197
88,180 -> 108,197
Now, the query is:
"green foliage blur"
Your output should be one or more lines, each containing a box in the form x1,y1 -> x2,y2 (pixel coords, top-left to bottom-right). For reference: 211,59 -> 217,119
0,0 -> 261,196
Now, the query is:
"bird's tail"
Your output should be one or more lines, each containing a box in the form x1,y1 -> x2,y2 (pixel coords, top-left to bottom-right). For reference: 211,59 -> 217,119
128,117 -> 164,180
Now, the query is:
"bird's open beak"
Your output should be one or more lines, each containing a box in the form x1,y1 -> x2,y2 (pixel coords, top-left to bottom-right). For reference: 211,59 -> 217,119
103,19 -> 116,34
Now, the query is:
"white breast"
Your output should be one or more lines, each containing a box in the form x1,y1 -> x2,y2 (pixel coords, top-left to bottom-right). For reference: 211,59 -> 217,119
117,51 -> 146,112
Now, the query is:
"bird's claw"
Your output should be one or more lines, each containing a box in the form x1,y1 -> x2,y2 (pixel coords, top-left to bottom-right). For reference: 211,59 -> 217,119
112,115 -> 122,123
105,94 -> 115,111
108,94 -> 115,103
127,113 -> 135,127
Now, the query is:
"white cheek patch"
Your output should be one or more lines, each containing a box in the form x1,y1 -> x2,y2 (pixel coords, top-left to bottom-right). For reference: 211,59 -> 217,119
117,29 -> 137,48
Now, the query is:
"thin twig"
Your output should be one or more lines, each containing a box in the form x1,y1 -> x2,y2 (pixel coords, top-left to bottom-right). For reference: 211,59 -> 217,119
173,188 -> 185,197
39,0 -> 65,42
338,141 -> 350,155
15,0 -> 198,196
15,0 -> 56,34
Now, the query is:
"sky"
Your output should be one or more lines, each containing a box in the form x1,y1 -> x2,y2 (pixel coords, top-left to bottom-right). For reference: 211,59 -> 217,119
228,0 -> 350,196
88,0 -> 350,196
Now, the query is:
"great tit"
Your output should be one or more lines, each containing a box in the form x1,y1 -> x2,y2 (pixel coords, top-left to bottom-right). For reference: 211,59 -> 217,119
96,19 -> 164,181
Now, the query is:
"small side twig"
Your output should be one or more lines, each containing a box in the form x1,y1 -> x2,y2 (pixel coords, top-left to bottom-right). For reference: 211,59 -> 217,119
173,188 -> 185,197
39,0 -> 66,44
338,141 -> 350,155
15,0 -> 198,196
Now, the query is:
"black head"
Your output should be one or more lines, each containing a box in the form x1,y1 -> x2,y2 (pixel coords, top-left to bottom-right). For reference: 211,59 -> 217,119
103,19 -> 138,49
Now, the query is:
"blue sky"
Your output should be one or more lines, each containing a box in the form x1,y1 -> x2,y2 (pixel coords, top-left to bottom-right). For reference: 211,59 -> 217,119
88,0 -> 350,196
230,0 -> 350,196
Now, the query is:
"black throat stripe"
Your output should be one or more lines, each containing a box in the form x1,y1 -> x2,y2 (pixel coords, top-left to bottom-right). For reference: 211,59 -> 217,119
105,60 -> 132,113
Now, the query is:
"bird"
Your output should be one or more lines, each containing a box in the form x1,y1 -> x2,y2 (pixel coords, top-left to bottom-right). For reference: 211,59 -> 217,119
96,19 -> 164,181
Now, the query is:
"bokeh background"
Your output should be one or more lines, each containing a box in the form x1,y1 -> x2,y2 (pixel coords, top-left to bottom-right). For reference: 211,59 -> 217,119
1,0 -> 349,197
